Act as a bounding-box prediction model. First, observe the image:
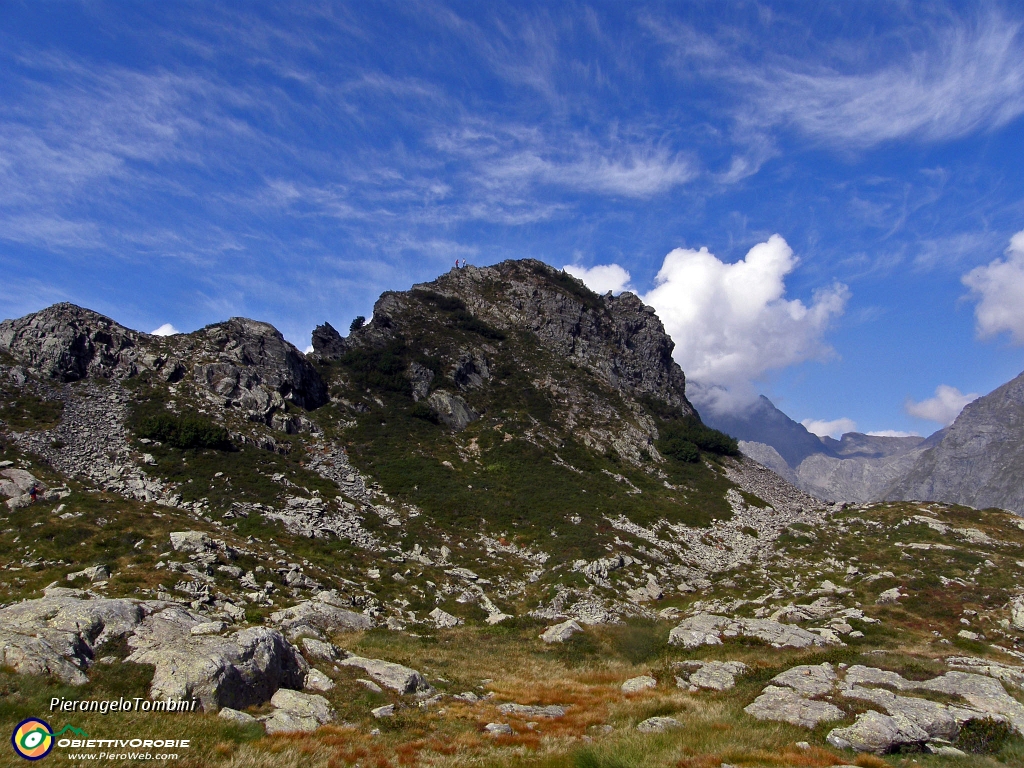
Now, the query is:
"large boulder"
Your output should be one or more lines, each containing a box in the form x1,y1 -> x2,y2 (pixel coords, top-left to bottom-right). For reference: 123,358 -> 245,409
127,607 -> 308,711
0,628 -> 89,684
338,655 -> 430,694
261,689 -> 336,734
0,591 -> 149,682
540,619 -> 582,644
0,591 -> 145,649
269,592 -> 374,637
744,686 -> 845,728
827,710 -> 929,754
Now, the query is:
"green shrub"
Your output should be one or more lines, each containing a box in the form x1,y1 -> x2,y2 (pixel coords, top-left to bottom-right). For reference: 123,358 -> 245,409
656,417 -> 739,460
659,436 -> 700,462
410,403 -> 439,424
137,413 -> 231,450
414,289 -> 506,340
957,717 -> 1015,754
339,342 -> 411,394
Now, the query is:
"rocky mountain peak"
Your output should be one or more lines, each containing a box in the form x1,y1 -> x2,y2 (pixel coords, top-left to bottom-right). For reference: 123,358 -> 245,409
0,302 -> 144,381
316,259 -> 693,418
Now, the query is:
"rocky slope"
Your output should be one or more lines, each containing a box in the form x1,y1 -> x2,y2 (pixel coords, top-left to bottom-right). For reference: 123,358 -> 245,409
2,262 -> 1024,766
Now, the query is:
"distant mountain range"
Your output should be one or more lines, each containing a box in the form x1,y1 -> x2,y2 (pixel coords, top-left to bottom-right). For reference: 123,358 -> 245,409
703,376 -> 1024,515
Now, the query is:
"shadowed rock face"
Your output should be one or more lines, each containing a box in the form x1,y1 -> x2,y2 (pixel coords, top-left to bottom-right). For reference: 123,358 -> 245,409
194,317 -> 328,412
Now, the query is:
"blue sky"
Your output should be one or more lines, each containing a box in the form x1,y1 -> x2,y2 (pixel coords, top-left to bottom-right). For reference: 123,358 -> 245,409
2,2 -> 1024,436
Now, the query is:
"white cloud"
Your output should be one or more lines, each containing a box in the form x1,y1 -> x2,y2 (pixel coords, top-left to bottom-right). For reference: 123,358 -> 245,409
802,417 -> 857,439
304,345 -> 314,354
906,384 -> 979,426
866,430 -> 920,438
640,234 -> 849,413
150,323 -> 180,336
962,230 -> 1024,343
562,263 -> 632,295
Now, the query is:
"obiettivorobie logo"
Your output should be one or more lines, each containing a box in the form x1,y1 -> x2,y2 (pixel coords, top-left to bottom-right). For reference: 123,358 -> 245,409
11,718 -> 87,761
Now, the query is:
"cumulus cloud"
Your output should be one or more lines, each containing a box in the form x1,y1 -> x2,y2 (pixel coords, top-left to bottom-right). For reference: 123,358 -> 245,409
962,230 -> 1024,343
905,384 -> 979,426
867,430 -> 920,438
562,263 -> 632,295
640,234 -> 849,413
801,417 -> 857,439
150,323 -> 180,336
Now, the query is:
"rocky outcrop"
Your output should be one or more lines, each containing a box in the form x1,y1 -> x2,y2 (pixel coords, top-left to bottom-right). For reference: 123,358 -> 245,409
126,606 -> 308,711
745,685 -> 845,728
0,304 -> 150,381
268,592 -> 374,638
743,661 -> 1024,754
426,390 -> 479,430
310,321 -> 347,360
0,590 -> 148,682
668,614 -> 840,649
827,711 -> 930,753
192,317 -> 327,414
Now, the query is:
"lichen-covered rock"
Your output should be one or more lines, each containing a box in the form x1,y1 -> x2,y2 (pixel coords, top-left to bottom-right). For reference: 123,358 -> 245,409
304,668 -> 335,692
127,609 -> 307,711
262,689 -> 335,734
621,675 -> 657,693
270,593 -> 374,635
677,660 -> 748,691
301,637 -> 344,663
827,710 -> 929,754
876,588 -> 903,604
218,707 -> 258,725
169,531 -> 213,553
841,685 -> 959,740
339,655 -> 430,694
744,686 -> 845,728
498,703 -> 567,719
636,716 -> 683,733
669,614 -> 839,649
770,663 -> 837,697
428,607 -> 462,628
667,613 -> 729,648
540,619 -> 582,644
0,628 -> 89,684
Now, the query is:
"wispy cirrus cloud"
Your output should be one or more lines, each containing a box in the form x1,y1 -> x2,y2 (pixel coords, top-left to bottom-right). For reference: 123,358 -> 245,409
651,10 -> 1024,148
